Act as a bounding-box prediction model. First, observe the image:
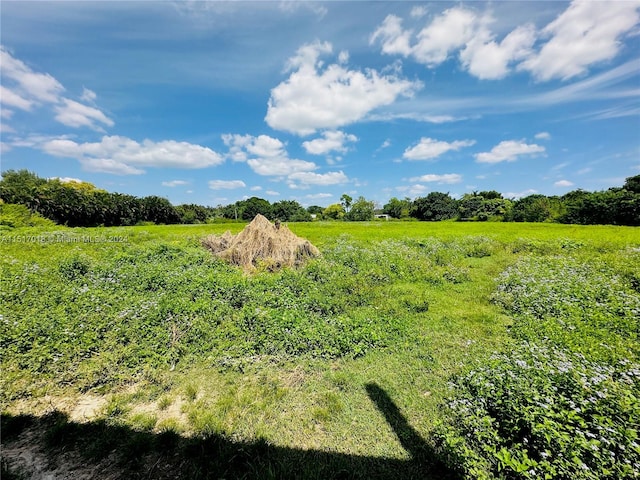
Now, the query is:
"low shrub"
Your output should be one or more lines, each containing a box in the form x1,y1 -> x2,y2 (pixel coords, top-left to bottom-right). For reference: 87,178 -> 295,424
436,251 -> 640,479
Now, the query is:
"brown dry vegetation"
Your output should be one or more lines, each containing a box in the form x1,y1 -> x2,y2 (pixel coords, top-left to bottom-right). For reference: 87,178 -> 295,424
201,214 -> 320,272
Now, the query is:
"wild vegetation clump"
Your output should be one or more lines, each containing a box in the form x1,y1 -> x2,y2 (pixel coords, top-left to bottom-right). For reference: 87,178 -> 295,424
2,234 -> 472,400
436,252 -> 640,480
201,214 -> 319,271
0,203 -> 55,228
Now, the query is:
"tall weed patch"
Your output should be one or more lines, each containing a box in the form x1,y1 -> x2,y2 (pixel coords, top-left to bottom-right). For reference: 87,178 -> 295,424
1,237 -> 464,400
436,251 -> 640,479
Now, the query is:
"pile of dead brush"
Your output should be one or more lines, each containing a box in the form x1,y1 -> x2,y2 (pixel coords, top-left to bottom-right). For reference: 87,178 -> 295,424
202,214 -> 319,272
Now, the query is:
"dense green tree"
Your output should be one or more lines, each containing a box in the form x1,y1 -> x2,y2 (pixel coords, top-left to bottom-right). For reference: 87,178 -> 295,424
175,204 -> 209,224
346,196 -> 375,221
411,192 -> 458,221
218,202 -> 243,220
478,190 -> 502,200
323,203 -> 345,220
306,205 -> 324,219
306,205 -> 324,215
141,196 -> 180,224
340,194 -> 353,213
272,200 -> 311,222
560,188 -> 640,226
508,194 -> 564,223
623,174 -> 640,194
241,197 -> 272,221
36,180 -> 89,226
482,198 -> 512,219
383,197 -> 411,219
459,193 -> 511,220
0,169 -> 47,209
458,194 -> 484,220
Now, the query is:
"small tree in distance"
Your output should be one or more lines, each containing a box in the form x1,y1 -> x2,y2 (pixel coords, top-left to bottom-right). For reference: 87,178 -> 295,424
346,196 -> 375,221
323,203 -> 345,220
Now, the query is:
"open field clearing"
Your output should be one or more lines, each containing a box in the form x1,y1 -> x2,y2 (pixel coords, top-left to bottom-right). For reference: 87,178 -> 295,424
1,222 -> 639,479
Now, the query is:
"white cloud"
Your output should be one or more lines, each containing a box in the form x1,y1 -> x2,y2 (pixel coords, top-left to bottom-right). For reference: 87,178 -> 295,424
551,162 -> 570,171
0,46 -> 64,103
0,46 -> 113,130
265,190 -> 280,196
326,155 -> 342,165
209,180 -> 247,190
79,158 -> 145,175
288,170 -> 348,187
403,137 -> 475,161
248,157 -> 316,176
410,6 -> 427,19
41,135 -> 223,174
302,130 -> 358,155
0,85 -> 33,111
379,139 -> 391,150
371,1 -> 640,82
80,87 -> 97,103
49,176 -> 83,183
554,179 -> 574,187
577,167 -> 592,175
277,1 -> 327,19
375,6 -> 532,80
412,7 -> 478,66
305,192 -> 333,199
246,134 -> 287,158
223,132 -> 317,176
397,184 -> 429,196
504,188 -> 538,199
250,186 -> 262,191
162,180 -> 189,187
54,98 -> 114,130
222,133 -> 252,162
370,15 -> 414,56
519,1 -> 640,81
265,41 -> 420,135
475,140 -> 545,164
0,122 -> 15,134
1,108 -> 14,119
409,173 -> 462,184
460,23 -> 536,80
535,131 -> 551,140
524,59 -> 640,106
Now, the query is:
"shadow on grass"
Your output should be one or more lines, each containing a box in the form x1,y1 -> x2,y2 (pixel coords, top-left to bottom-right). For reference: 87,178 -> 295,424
1,383 -> 456,480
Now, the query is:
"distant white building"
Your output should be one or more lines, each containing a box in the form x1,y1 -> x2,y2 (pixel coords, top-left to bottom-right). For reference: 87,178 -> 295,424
374,214 -> 390,221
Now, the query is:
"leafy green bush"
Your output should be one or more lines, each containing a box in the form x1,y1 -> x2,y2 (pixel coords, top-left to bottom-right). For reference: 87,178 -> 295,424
0,203 -> 55,227
436,252 -> 640,479
437,344 -> 640,480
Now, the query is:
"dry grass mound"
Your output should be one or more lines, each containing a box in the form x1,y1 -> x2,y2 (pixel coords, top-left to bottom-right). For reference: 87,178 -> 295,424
202,214 -> 320,272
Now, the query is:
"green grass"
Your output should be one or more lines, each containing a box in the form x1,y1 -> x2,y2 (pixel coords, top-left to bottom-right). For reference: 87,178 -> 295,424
1,221 -> 638,478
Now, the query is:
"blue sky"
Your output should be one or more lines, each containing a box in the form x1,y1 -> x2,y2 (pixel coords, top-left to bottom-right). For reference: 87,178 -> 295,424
1,1 -> 639,208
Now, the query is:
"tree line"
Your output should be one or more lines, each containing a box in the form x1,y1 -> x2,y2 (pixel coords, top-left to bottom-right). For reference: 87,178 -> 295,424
0,170 -> 638,227
385,176 -> 639,225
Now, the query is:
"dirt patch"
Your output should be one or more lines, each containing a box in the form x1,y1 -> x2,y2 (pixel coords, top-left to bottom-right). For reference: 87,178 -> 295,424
202,214 -> 319,272
69,395 -> 108,422
7,394 -> 107,423
2,423 -> 121,480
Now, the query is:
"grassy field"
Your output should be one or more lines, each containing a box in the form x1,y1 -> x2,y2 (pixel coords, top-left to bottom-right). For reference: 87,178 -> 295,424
1,221 -> 638,479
